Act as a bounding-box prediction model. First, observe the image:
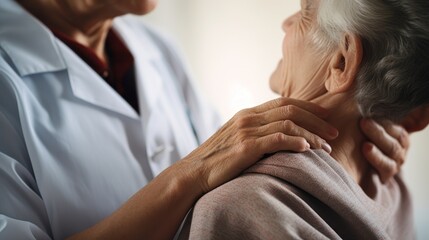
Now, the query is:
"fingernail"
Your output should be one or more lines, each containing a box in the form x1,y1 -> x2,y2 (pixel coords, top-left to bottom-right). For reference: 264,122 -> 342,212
329,128 -> 339,138
305,141 -> 311,150
322,142 -> 332,154
364,142 -> 373,152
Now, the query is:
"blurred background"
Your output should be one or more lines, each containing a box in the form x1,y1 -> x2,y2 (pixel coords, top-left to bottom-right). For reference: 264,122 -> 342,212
143,0 -> 429,238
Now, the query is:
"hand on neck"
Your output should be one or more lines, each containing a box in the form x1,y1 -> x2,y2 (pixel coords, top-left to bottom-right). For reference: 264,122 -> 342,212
313,93 -> 372,188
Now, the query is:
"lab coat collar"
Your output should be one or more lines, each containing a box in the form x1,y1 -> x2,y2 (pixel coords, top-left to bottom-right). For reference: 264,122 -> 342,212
0,1 -> 140,120
112,16 -> 162,63
0,0 -> 66,76
112,17 -> 164,119
61,41 -> 140,120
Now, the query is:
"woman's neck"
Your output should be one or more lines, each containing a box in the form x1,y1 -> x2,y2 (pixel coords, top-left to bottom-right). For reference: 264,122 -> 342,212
314,93 -> 372,188
16,0 -> 116,63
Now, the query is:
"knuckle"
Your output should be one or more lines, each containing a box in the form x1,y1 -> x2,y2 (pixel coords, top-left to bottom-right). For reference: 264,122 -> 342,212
388,165 -> 398,177
383,120 -> 394,132
277,97 -> 290,106
281,105 -> 296,118
389,142 -> 404,161
234,109 -> 248,118
312,136 -> 324,148
378,162 -> 395,180
274,132 -> 287,143
288,105 -> 298,115
235,108 -> 254,118
367,148 -> 383,167
237,139 -> 255,153
373,121 -> 385,134
283,119 -> 295,130
399,130 -> 410,149
235,115 -> 254,128
273,98 -> 283,107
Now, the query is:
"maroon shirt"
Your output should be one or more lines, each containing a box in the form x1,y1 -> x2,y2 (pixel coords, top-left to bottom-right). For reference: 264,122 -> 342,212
52,29 -> 139,113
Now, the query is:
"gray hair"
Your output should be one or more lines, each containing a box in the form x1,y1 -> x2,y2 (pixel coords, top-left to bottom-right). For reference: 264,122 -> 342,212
314,0 -> 429,121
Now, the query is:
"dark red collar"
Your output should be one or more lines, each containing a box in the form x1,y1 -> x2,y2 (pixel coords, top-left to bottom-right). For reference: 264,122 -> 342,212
52,29 -> 139,113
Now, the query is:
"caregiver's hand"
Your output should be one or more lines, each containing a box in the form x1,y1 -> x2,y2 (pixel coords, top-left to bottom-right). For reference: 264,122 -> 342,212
182,97 -> 339,193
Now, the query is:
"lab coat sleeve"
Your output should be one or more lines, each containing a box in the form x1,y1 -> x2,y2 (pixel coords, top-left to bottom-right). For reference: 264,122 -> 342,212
0,154 -> 52,240
0,69 -> 52,239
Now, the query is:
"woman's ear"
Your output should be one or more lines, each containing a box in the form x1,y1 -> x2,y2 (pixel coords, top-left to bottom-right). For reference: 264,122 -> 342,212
325,33 -> 363,93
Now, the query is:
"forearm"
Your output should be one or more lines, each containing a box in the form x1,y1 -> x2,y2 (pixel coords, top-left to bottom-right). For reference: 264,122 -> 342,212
67,160 -> 203,240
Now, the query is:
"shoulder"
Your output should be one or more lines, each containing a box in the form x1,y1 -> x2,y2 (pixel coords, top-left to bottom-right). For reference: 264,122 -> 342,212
196,173 -> 304,215
184,172 -> 331,240
247,150 -> 355,191
190,151 -> 341,227
183,150 -> 403,239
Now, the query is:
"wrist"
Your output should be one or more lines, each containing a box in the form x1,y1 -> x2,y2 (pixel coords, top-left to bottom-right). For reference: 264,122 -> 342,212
168,157 -> 206,200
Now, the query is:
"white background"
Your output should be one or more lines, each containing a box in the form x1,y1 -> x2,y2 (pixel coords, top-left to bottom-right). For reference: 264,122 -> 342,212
144,1 -> 429,238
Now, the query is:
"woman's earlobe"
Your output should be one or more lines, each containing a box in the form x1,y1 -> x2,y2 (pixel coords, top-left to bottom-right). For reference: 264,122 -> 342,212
325,34 -> 363,94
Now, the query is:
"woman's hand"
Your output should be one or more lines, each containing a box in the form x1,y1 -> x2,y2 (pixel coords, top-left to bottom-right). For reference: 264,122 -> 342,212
182,97 -> 339,193
360,119 -> 410,183
361,106 -> 429,183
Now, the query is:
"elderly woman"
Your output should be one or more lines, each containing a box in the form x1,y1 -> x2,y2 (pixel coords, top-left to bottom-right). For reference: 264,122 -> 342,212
179,0 -> 429,239
0,0 -> 414,239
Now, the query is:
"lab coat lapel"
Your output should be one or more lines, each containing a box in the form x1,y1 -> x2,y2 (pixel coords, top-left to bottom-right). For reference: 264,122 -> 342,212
136,59 -> 198,157
113,18 -> 199,157
112,18 -> 163,121
0,1 -> 140,120
60,41 -> 140,120
158,69 -> 200,157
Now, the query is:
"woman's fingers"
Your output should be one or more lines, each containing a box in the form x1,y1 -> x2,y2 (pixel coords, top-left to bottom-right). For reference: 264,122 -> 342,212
362,142 -> 397,183
360,118 -> 409,182
360,119 -> 406,164
252,97 -> 328,117
379,121 -> 409,165
256,120 -> 331,151
257,105 -> 338,140
256,134 -> 310,154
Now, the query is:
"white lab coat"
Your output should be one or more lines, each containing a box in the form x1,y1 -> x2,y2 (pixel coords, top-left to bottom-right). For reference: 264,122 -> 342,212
0,1 -> 221,239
